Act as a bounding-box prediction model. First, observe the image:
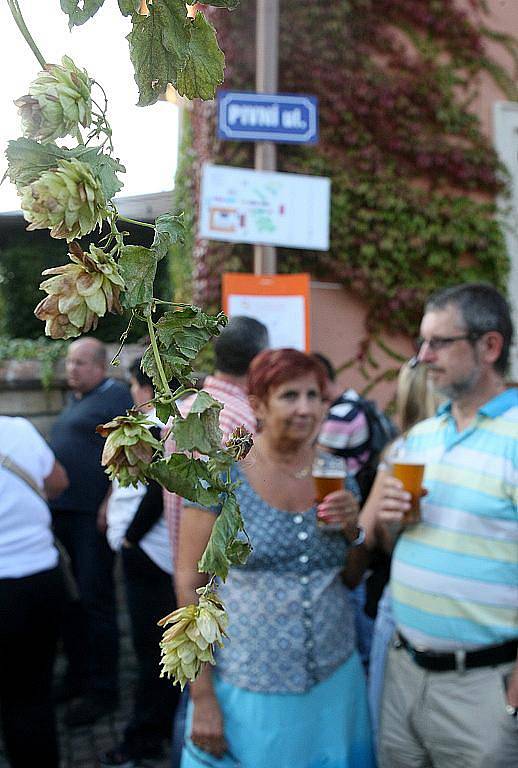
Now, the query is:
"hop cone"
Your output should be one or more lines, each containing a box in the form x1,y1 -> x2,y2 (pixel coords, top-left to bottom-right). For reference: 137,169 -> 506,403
225,425 -> 253,461
96,413 -> 163,488
20,158 -> 107,241
158,590 -> 228,690
34,242 -> 124,340
15,56 -> 92,143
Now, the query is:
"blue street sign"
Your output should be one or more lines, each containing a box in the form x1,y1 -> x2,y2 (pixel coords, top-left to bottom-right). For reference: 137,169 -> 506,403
217,91 -> 318,144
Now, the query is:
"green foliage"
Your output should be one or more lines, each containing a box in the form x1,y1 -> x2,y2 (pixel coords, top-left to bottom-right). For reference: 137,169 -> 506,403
6,0 -> 246,688
127,0 -> 192,106
0,336 -> 67,388
118,0 -> 139,16
172,391 -> 223,454
152,213 -> 184,260
198,0 -> 240,8
127,1 -> 225,106
60,0 -> 106,27
156,307 -> 227,359
175,12 -> 225,100
198,492 -> 247,581
169,114 -> 196,303
5,139 -> 125,200
149,453 -> 224,506
140,306 -> 227,395
119,245 -> 158,308
5,138 -> 70,189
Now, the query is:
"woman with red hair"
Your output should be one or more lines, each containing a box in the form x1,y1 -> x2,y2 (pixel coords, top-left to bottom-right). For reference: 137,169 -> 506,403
176,348 -> 376,768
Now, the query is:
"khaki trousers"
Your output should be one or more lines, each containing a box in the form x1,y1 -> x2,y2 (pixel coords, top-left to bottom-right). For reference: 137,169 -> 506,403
379,641 -> 518,768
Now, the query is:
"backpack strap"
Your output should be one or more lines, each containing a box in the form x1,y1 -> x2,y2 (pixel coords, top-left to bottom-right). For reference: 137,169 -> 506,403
0,452 -> 47,500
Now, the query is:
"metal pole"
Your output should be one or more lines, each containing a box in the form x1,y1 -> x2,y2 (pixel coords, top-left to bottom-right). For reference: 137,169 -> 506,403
254,0 -> 279,275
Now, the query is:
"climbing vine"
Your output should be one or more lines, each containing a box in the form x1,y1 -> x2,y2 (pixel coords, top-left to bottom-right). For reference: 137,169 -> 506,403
5,0 -> 252,689
175,0 -> 515,346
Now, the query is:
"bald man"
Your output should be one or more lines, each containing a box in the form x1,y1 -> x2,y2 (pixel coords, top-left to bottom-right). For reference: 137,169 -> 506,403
50,338 -> 132,726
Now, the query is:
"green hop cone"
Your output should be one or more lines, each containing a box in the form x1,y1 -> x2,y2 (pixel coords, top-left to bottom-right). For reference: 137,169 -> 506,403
20,157 -> 107,241
158,589 -> 228,690
96,413 -> 163,488
34,242 -> 125,340
15,55 -> 92,143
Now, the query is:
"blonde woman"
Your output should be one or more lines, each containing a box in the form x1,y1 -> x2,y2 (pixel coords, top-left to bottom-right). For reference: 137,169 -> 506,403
360,360 -> 441,744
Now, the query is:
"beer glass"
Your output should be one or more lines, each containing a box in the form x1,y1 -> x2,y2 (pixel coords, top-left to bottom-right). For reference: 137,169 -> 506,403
312,453 -> 347,530
392,460 -> 425,524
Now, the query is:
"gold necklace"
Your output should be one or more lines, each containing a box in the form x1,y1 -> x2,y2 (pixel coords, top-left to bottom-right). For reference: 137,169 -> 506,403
252,446 -> 312,480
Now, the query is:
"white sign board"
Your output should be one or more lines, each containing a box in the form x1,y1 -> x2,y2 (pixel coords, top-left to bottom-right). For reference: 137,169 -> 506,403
199,164 -> 330,250
228,294 -> 306,350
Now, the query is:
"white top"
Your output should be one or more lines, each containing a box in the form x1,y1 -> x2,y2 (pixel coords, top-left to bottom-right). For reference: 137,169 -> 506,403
106,481 -> 172,575
0,416 -> 58,578
106,412 -> 172,575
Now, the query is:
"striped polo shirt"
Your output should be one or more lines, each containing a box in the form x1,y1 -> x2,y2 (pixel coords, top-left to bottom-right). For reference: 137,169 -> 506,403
391,387 -> 518,651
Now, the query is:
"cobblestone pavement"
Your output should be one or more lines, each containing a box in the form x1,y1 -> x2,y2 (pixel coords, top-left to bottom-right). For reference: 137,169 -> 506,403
0,565 -> 175,768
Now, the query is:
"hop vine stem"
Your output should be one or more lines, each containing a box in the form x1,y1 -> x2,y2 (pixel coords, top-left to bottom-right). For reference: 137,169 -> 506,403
146,314 -> 172,398
118,214 -> 155,230
7,0 -> 46,69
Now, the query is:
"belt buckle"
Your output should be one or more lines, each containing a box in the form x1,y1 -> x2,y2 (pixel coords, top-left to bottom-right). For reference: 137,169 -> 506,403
454,649 -> 466,673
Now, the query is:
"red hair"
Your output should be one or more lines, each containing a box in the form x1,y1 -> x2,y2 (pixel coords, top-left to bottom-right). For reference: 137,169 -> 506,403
247,348 -> 327,402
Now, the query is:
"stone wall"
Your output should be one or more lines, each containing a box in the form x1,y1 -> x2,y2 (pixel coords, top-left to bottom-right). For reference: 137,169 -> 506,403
0,343 -> 145,438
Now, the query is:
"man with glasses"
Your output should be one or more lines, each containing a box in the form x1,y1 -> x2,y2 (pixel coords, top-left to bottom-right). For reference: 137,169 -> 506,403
376,283 -> 517,768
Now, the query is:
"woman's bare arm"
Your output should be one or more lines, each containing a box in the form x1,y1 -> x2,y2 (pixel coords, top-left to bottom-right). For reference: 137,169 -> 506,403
358,468 -> 395,554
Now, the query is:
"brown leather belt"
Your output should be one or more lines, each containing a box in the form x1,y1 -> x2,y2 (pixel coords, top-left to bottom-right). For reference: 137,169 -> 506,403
396,632 -> 518,672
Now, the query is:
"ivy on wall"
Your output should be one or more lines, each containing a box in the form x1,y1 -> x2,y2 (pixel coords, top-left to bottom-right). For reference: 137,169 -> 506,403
173,0 -> 515,344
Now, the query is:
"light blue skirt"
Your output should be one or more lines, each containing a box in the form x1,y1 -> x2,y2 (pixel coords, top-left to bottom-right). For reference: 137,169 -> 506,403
181,651 -> 376,768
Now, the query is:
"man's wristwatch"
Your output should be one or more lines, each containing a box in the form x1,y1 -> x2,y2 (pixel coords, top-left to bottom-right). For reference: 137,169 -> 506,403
346,525 -> 366,548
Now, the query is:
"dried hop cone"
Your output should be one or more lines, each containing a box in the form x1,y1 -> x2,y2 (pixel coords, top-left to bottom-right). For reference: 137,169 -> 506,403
34,242 -> 124,340
96,413 -> 163,488
158,589 -> 228,690
225,425 -> 254,461
20,157 -> 107,241
15,55 -> 92,143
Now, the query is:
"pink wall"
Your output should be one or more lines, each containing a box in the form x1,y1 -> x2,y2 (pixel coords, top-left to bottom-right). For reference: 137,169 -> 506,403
310,282 -> 414,409
464,0 -> 518,138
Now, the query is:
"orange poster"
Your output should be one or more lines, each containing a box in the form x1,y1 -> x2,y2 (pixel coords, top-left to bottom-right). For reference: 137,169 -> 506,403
222,273 -> 311,351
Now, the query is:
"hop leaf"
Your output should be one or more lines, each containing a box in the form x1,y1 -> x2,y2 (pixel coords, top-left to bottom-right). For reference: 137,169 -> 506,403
34,242 -> 125,340
225,425 -> 253,461
158,589 -> 228,689
15,56 -> 92,143
96,413 -> 163,487
20,157 -> 108,241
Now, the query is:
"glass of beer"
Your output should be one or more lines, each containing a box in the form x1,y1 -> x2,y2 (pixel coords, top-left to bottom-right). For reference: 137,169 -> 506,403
313,453 -> 347,529
392,460 -> 425,524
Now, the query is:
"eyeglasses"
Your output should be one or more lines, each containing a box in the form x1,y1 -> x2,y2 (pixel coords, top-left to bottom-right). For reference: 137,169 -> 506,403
415,333 -> 482,353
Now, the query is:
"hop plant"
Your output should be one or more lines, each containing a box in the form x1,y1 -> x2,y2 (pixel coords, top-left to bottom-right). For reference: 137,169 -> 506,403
225,425 -> 254,461
15,56 -> 92,143
20,157 -> 108,241
158,589 -> 228,689
96,413 -> 163,487
34,242 -> 124,340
